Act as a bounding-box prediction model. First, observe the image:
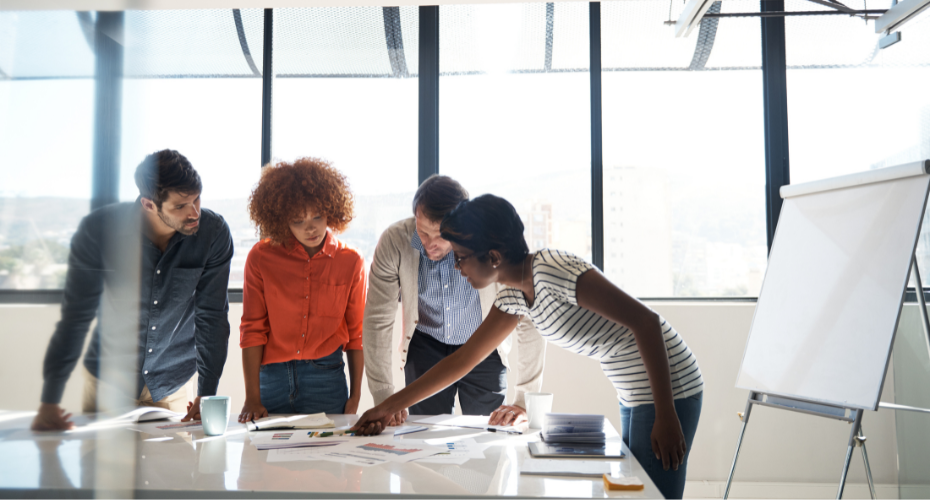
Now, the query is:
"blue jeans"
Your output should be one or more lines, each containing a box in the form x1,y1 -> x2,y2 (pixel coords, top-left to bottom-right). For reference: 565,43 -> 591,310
620,392 -> 703,499
259,348 -> 348,415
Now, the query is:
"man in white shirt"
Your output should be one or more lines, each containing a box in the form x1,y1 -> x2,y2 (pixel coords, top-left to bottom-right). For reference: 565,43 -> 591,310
363,175 -> 546,423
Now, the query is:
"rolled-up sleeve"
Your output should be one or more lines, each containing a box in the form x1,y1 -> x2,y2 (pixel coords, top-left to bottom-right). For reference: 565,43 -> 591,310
240,243 -> 271,350
193,219 -> 234,397
344,256 -> 367,351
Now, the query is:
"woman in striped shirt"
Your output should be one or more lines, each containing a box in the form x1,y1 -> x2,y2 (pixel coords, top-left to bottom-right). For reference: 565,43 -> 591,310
353,194 -> 702,499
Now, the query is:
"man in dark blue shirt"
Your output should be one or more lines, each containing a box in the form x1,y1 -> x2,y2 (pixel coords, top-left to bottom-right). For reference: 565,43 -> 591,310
32,150 -> 234,430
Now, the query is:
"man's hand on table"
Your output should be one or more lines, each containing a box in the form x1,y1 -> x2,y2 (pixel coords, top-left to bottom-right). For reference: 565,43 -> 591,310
488,404 -> 527,427
181,396 -> 202,422
387,408 -> 408,426
31,403 -> 74,431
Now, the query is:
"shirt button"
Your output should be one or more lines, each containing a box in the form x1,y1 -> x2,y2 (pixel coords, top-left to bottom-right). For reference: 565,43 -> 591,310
144,370 -> 148,374
297,350 -> 300,354
156,270 -> 160,274
148,349 -> 152,353
303,315 -> 307,318
446,307 -> 450,310
302,334 -> 305,337
305,296 -> 309,299
444,285 -> 448,288
151,326 -> 156,330
447,324 -> 450,327
153,300 -> 158,305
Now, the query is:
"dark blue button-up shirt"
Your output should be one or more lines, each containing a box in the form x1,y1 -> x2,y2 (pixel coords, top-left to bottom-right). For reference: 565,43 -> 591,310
41,201 -> 234,405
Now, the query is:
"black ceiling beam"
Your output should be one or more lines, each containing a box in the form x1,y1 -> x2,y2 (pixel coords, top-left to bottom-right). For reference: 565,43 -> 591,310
383,7 -> 409,78
705,9 -> 886,17
689,1 -> 721,70
233,9 -> 262,77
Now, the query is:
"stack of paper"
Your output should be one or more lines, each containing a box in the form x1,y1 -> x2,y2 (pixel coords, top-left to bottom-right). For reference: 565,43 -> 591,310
541,413 -> 605,444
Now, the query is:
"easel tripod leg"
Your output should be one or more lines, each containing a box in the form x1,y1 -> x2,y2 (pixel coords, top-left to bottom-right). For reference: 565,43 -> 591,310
857,427 -> 876,500
836,410 -> 864,500
724,399 -> 754,500
910,256 -> 930,366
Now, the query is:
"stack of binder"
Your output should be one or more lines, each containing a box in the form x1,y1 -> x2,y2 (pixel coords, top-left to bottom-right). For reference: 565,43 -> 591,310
541,413 -> 605,444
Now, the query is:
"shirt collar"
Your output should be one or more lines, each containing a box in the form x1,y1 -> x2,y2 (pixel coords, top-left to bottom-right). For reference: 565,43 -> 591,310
411,229 -> 426,256
287,229 -> 336,259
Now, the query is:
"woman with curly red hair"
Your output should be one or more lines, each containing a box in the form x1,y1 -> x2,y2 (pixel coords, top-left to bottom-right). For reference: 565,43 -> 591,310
237,157 -> 366,420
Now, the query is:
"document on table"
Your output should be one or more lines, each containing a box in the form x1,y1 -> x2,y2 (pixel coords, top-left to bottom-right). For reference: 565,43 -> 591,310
408,414 -> 523,434
247,413 -> 335,432
251,427 -> 397,450
410,438 -> 487,464
265,437 -> 444,466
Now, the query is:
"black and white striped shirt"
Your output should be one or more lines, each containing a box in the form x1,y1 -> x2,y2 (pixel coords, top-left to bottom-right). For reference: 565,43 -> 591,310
494,249 -> 704,407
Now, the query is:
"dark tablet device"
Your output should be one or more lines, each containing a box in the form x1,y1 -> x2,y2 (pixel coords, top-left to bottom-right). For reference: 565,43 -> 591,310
528,441 -> 626,459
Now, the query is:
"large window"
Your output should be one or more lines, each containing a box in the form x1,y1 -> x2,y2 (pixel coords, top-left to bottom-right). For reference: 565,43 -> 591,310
119,10 -> 265,288
0,12 -> 95,290
272,7 -> 419,264
439,3 -> 592,261
601,0 -> 767,298
783,0 -> 930,282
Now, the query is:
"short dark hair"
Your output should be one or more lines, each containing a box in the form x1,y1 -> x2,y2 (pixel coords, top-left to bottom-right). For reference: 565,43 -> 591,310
134,149 -> 202,208
412,175 -> 469,222
440,194 -> 529,265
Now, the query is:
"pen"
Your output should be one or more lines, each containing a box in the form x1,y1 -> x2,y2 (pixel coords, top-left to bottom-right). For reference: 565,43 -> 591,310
486,427 -> 523,435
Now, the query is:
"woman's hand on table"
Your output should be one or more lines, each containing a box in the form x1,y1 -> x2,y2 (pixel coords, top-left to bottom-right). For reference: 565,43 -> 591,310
488,404 -> 527,426
344,395 -> 361,415
238,399 -> 269,423
351,405 -> 395,436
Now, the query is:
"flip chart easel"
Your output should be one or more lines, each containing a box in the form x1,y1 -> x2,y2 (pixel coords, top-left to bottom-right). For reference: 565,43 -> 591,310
723,161 -> 930,500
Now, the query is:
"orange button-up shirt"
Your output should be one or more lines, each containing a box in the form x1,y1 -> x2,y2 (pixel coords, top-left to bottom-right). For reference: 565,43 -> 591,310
240,230 -> 366,364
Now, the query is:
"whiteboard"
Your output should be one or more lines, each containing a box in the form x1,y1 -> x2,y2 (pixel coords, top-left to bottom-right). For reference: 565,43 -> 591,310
737,162 -> 930,411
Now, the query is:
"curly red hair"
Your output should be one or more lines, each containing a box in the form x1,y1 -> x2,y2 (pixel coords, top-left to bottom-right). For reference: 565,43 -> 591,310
249,157 -> 355,245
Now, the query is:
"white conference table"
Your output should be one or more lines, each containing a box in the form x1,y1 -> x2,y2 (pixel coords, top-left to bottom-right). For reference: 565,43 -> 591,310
0,411 -> 662,499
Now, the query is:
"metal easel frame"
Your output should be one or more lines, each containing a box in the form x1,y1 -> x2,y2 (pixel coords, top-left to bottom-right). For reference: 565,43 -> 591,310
723,254 -> 930,500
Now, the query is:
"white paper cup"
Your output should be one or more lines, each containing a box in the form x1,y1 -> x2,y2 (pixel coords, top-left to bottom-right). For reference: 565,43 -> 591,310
200,396 -> 230,436
525,392 -> 554,429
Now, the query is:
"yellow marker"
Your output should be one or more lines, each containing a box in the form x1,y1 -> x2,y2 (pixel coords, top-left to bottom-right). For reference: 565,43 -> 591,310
602,474 -> 644,491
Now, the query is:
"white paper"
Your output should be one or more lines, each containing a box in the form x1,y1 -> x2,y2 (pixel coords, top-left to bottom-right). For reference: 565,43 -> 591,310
408,414 -> 522,433
247,413 -> 334,431
411,438 -> 485,464
521,459 -> 613,477
323,438 -> 445,464
266,447 -> 338,463
250,427 -> 395,450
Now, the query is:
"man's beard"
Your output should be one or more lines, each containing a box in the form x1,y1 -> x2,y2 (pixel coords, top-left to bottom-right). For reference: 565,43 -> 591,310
158,209 -> 200,236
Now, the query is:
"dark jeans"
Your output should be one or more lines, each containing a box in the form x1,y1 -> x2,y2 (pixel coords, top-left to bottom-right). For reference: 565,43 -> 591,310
404,330 -> 507,416
259,347 -> 348,415
620,392 -> 703,499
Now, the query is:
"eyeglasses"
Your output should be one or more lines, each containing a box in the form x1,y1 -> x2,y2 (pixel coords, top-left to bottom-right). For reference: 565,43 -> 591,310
453,252 -> 482,268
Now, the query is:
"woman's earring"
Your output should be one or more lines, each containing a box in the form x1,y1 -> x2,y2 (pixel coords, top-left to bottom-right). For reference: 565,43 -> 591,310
493,264 -> 498,269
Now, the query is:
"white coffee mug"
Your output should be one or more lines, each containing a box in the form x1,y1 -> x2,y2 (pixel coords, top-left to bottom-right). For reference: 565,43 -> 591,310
200,396 -> 231,436
524,392 -> 554,429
